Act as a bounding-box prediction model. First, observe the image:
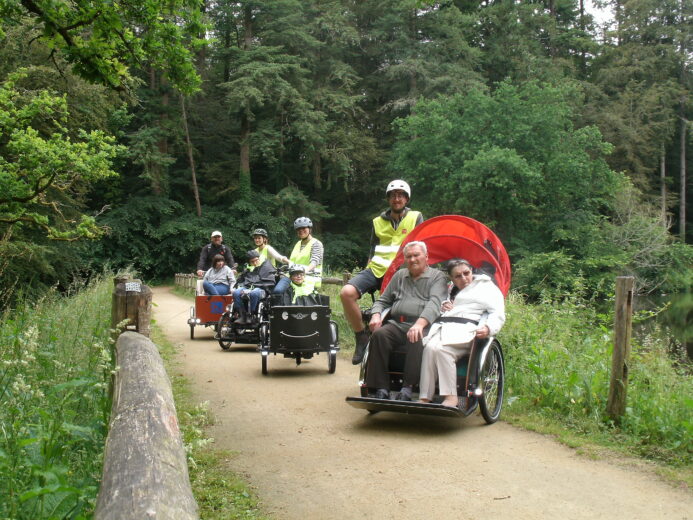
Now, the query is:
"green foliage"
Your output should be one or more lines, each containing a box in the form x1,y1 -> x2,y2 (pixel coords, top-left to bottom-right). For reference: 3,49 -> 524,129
0,70 -> 120,238
502,292 -> 692,464
0,0 -> 203,93
87,193 -> 294,279
0,274 -> 115,518
391,80 -> 620,255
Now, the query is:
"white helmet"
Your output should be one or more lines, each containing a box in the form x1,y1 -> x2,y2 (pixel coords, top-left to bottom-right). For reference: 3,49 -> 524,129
386,179 -> 411,199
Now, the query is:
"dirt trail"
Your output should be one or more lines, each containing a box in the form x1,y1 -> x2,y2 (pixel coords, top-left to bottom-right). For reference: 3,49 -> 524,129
153,287 -> 690,520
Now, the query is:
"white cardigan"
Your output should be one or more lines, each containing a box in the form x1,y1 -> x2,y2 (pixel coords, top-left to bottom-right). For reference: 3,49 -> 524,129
424,274 -> 506,347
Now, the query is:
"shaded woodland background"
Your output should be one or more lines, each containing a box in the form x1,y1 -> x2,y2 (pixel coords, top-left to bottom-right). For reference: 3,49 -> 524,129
0,0 -> 691,306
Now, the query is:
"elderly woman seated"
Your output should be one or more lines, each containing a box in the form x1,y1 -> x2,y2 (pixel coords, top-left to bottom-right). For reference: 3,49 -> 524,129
418,259 -> 506,408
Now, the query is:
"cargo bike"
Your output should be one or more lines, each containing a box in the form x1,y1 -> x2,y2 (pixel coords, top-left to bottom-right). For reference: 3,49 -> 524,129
346,215 -> 511,423
215,269 -> 340,375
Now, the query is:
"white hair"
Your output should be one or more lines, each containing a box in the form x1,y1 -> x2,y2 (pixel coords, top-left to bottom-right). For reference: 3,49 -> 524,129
403,241 -> 427,256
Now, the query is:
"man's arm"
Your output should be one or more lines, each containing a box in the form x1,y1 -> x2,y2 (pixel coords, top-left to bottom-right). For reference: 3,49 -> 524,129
371,269 -> 400,315
196,245 -> 209,276
418,270 -> 449,326
223,247 -> 234,268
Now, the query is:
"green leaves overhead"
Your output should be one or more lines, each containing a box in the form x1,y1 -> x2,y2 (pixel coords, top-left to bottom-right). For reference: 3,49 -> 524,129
0,0 -> 203,93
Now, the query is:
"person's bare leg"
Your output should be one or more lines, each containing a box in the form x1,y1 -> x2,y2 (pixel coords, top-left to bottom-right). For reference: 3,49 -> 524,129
340,284 -> 364,333
441,396 -> 459,407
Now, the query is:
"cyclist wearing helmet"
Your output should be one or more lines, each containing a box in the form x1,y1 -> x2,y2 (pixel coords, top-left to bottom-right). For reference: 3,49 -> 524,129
196,230 -> 235,277
250,228 -> 289,267
272,217 -> 324,295
341,179 -> 423,364
273,264 -> 318,305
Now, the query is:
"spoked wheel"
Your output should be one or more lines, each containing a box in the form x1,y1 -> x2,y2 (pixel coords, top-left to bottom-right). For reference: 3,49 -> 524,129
189,324 -> 195,340
479,340 -> 504,424
261,352 -> 268,375
217,313 -> 234,350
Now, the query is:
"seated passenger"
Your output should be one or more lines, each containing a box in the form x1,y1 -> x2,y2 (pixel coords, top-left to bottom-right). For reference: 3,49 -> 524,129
232,250 -> 277,325
418,259 -> 506,407
365,241 -> 448,401
273,265 -> 318,306
202,254 -> 236,296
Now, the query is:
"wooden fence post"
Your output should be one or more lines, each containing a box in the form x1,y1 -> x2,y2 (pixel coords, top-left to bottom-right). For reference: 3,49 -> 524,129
111,278 -> 153,338
607,276 -> 634,421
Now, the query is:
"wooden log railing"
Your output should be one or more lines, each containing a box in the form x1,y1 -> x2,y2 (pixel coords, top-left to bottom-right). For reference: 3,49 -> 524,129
95,331 -> 199,520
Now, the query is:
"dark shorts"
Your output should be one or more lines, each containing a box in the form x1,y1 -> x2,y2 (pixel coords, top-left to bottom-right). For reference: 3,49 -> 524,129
347,268 -> 382,297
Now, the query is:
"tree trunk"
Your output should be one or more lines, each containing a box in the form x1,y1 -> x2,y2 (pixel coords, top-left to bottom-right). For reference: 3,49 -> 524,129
237,4 -> 253,196
239,112 -> 251,195
313,153 -> 322,194
180,95 -> 202,217
660,142 -> 667,226
679,106 -> 687,241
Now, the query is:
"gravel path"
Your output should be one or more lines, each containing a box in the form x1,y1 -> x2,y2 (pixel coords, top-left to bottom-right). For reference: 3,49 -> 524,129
153,286 -> 691,520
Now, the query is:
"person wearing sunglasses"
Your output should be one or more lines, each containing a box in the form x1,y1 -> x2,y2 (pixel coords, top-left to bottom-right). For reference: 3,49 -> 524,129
418,258 -> 506,408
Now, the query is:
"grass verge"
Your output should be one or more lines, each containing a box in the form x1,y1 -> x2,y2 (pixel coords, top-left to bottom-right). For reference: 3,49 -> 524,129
151,325 -> 268,519
0,274 -> 115,519
501,292 -> 692,487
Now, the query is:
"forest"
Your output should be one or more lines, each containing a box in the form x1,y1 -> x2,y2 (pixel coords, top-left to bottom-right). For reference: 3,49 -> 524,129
0,0 -> 691,305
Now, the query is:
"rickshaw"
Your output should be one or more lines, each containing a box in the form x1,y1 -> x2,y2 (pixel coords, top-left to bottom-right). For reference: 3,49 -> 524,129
346,215 -> 511,423
187,279 -> 232,339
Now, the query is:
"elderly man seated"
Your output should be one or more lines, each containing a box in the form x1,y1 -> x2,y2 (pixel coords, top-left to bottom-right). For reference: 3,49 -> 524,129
365,241 -> 448,401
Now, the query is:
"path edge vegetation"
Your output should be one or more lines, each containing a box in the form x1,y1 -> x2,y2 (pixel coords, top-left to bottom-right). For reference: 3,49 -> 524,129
173,280 -> 692,490
151,322 -> 269,519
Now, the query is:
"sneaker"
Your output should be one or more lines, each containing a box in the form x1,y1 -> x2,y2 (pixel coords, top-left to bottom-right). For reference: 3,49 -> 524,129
374,388 -> 390,400
351,331 -> 369,365
396,386 -> 413,401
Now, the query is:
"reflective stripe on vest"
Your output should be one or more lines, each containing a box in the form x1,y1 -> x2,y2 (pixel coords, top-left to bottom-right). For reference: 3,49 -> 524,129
366,210 -> 421,278
290,238 -> 322,288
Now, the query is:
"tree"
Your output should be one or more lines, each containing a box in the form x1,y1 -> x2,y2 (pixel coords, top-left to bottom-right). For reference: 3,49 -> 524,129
0,0 -> 203,93
391,80 -> 620,256
0,71 -> 120,240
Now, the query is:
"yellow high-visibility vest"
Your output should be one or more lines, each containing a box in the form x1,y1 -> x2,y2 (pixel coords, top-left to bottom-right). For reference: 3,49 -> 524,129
290,280 -> 316,303
290,237 -> 322,288
255,246 -> 276,266
366,210 -> 421,278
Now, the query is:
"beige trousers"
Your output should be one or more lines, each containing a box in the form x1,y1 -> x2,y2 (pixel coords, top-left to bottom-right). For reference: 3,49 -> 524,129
419,335 -> 472,399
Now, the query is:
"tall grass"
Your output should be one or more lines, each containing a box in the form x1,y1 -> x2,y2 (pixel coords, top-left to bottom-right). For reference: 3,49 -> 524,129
501,292 -> 692,466
0,275 -> 115,519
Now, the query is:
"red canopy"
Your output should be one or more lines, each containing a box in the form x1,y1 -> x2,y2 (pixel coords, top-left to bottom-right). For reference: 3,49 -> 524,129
381,215 -> 511,296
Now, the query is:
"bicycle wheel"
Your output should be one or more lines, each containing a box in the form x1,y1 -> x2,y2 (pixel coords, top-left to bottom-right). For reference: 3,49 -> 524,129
478,340 -> 504,424
217,312 -> 234,350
